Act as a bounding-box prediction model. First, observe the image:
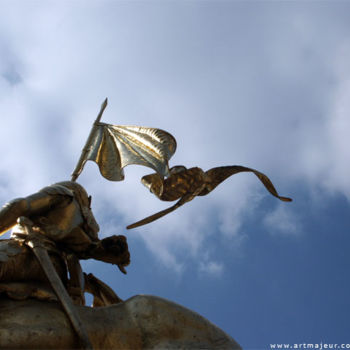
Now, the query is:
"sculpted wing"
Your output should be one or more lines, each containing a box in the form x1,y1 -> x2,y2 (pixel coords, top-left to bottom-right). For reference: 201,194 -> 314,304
200,165 -> 292,202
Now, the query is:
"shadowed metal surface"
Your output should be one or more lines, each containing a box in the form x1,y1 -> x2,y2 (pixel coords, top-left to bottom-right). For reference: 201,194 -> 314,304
0,295 -> 241,350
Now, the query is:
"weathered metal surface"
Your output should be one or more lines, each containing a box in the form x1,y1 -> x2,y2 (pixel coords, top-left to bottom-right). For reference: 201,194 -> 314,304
0,181 -> 130,349
22,219 -> 93,350
128,164 -> 292,229
0,295 -> 241,350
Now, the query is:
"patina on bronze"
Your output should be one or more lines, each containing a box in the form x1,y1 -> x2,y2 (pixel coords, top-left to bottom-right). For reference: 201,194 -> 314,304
127,165 -> 292,229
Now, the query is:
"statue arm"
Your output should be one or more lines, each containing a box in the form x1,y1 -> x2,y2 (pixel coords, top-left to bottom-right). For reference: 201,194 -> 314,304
0,198 -> 30,235
77,235 -> 130,274
0,191 -> 69,236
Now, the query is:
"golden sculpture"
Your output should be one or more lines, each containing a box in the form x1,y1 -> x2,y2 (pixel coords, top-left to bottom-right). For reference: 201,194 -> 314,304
0,99 -> 178,349
127,165 -> 292,229
0,181 -> 130,349
69,99 -> 291,230
0,98 -> 290,349
0,295 -> 242,349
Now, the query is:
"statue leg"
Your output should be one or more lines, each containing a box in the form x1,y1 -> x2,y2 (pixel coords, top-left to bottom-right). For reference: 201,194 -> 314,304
18,217 -> 94,350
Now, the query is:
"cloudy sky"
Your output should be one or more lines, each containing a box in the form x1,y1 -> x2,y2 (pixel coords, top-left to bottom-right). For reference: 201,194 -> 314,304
1,1 -> 350,348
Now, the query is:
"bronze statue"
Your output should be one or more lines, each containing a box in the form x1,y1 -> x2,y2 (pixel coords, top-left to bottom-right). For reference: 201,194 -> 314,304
0,181 -> 130,272
0,98 -> 290,349
0,99 -> 178,349
127,165 -> 292,229
0,181 -> 130,349
0,295 -> 242,349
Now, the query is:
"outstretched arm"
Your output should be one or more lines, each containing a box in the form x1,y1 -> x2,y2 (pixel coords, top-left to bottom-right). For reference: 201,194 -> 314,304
77,235 -> 130,274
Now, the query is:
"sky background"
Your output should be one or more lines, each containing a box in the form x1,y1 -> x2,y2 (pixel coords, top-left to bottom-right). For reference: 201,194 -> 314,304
0,1 -> 350,348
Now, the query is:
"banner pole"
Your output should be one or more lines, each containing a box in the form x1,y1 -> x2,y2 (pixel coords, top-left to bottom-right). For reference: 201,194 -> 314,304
71,98 -> 108,182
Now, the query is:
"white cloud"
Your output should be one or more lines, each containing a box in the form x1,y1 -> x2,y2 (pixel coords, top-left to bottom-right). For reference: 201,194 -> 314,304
199,260 -> 224,277
323,43 -> 350,198
263,204 -> 300,236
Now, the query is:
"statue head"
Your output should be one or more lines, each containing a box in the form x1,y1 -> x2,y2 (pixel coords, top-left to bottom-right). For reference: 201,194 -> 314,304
53,181 -> 100,237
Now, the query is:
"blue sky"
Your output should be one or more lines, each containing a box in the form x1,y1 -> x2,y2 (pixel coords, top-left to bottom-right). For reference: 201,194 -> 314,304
0,1 -> 350,348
